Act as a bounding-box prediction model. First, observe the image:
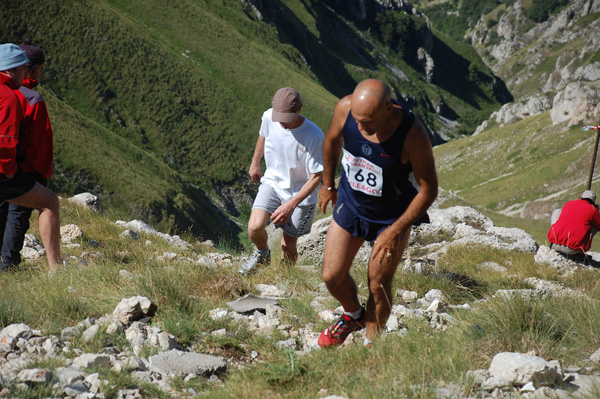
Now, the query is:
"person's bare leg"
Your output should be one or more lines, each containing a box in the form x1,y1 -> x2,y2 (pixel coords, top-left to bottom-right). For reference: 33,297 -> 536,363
247,208 -> 271,250
280,233 -> 298,265
365,227 -> 411,340
8,183 -> 61,272
322,220 -> 365,312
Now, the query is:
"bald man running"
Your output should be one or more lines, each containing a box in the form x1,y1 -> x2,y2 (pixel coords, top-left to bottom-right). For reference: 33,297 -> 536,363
317,79 -> 438,347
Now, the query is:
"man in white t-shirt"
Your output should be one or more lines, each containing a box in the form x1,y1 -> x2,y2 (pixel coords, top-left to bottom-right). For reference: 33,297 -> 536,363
239,87 -> 324,275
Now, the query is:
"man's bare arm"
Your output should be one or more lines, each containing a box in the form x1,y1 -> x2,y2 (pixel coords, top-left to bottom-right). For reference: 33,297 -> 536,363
248,135 -> 265,183
271,172 -> 323,224
318,95 -> 351,213
372,118 -> 438,260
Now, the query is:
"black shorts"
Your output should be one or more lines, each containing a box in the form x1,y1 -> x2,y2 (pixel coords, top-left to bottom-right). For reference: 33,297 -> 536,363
0,168 -> 37,201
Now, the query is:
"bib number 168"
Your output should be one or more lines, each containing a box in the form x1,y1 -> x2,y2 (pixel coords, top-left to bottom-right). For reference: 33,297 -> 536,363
341,149 -> 383,197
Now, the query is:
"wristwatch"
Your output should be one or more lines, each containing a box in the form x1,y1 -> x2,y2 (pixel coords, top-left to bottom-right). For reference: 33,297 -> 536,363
323,185 -> 336,191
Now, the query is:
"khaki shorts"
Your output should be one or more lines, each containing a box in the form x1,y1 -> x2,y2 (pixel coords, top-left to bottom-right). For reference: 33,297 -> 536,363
252,183 -> 316,238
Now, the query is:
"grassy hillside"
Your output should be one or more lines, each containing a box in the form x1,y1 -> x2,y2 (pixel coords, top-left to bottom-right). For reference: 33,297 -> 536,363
2,193 -> 600,398
0,0 -> 506,243
434,113 -> 600,249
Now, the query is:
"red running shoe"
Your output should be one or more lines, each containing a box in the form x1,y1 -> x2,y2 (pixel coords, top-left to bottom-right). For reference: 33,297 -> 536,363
318,306 -> 366,348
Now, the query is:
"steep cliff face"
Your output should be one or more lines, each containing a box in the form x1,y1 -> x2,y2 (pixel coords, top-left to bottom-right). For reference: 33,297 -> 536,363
470,0 -> 600,131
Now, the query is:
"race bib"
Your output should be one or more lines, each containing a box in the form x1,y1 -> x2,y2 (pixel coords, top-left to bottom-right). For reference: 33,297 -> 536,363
341,148 -> 383,197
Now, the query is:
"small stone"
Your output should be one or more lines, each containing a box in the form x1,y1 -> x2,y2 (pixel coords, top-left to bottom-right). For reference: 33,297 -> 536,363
72,354 -> 111,370
82,325 -> 100,342
401,290 -> 418,302
210,308 -> 228,320
60,327 -> 77,341
318,310 -> 337,322
276,338 -> 297,350
521,381 -> 536,392
424,289 -> 444,302
120,230 -> 140,240
17,368 -> 53,384
60,224 -> 84,243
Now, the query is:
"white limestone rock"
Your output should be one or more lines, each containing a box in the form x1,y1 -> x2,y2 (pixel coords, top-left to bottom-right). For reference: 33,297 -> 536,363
112,296 -> 157,325
68,193 -> 102,212
489,352 -> 562,388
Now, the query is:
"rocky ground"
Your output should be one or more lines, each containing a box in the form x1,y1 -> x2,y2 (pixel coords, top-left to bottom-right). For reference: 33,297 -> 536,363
2,190 -> 600,398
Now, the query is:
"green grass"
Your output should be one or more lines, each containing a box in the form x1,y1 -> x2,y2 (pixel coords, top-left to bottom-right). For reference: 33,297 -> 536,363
0,0 -> 508,243
435,113 -> 597,209
433,111 -> 600,252
2,196 -> 600,398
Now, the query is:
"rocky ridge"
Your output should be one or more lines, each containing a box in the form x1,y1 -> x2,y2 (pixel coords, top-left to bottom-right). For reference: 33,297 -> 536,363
3,190 -> 600,398
472,0 -> 600,133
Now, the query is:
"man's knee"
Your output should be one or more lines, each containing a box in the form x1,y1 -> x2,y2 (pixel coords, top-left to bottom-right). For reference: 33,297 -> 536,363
322,262 -> 347,286
46,191 -> 59,210
11,183 -> 58,212
247,219 -> 267,237
247,223 -> 262,237
368,273 -> 393,296
37,189 -> 59,213
247,209 -> 270,236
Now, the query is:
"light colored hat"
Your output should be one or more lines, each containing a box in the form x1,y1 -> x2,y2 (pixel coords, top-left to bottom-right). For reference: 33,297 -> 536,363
581,190 -> 596,203
272,87 -> 301,123
0,44 -> 29,72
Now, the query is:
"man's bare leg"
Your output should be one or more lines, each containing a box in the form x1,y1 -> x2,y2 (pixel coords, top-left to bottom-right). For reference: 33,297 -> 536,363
281,233 -> 298,265
8,183 -> 61,272
365,227 -> 411,340
322,220 -> 365,312
247,208 -> 271,250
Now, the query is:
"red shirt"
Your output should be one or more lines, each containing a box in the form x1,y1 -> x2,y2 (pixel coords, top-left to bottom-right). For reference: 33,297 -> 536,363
14,78 -> 54,179
0,73 -> 23,175
548,199 -> 600,252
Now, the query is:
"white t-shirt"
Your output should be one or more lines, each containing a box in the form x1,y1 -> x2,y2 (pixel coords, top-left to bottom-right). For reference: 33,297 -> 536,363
260,108 -> 324,206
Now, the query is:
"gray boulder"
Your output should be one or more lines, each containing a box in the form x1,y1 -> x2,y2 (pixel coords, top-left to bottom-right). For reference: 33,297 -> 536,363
112,296 -> 157,325
489,352 -> 562,388
17,368 -> 53,385
72,354 -> 112,370
0,324 -> 33,349
148,349 -> 227,378
226,294 -> 277,314
68,192 -> 102,212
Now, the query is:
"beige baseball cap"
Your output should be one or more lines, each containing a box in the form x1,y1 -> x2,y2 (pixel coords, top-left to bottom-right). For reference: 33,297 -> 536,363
272,87 -> 301,123
581,190 -> 596,203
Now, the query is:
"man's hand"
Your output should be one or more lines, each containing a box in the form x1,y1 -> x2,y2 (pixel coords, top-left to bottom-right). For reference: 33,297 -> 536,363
249,163 -> 262,184
372,226 -> 405,264
318,186 -> 337,214
271,201 -> 295,224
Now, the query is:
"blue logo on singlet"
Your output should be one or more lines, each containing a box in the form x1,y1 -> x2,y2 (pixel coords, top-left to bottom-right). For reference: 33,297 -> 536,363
361,144 -> 372,156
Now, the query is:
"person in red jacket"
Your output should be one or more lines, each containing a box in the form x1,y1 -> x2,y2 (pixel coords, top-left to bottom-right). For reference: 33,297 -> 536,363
0,39 -> 54,269
548,190 -> 600,264
0,43 -> 62,273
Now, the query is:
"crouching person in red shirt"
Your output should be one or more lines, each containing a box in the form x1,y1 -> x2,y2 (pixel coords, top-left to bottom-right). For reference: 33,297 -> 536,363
0,43 -> 62,273
548,190 -> 600,265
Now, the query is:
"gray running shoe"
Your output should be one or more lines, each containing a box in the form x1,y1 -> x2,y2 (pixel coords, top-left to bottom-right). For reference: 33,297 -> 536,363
238,249 -> 271,275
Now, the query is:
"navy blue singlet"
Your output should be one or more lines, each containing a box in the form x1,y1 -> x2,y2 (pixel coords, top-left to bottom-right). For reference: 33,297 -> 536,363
335,100 -> 430,225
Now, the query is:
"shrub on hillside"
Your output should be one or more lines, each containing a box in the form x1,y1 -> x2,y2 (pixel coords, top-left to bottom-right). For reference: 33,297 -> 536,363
526,0 -> 569,23
375,11 -> 429,63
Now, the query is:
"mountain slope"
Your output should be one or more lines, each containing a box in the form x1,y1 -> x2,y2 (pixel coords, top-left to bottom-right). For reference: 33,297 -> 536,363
1,0 -> 508,243
431,0 -> 600,248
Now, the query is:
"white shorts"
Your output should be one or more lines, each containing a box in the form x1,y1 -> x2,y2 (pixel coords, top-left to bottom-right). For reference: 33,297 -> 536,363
253,183 -> 316,238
